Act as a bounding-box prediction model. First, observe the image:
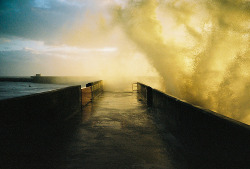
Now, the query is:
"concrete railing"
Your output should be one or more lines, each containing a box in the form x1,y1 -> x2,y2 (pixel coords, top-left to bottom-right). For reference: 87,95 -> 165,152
137,82 -> 250,161
82,80 -> 103,106
81,86 -> 92,106
0,85 -> 81,127
137,82 -> 152,106
0,80 -> 104,126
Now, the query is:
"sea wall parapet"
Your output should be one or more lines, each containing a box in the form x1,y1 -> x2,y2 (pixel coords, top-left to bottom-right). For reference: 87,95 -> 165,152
0,85 -> 81,127
137,82 -> 250,161
82,80 -> 103,106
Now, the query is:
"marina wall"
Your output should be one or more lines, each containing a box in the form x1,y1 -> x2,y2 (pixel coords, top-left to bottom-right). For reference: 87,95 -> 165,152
0,85 -> 81,127
137,82 -> 250,161
82,80 -> 103,106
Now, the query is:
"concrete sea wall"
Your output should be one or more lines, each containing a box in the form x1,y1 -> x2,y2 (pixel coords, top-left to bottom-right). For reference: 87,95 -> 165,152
82,86 -> 92,106
0,81 -> 102,157
137,82 -> 250,161
0,80 -> 103,126
82,80 -> 103,106
0,85 -> 82,160
0,85 -> 81,127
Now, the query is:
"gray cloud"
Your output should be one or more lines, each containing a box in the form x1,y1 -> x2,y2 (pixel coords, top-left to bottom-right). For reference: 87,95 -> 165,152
0,50 -> 43,76
0,0 -> 87,44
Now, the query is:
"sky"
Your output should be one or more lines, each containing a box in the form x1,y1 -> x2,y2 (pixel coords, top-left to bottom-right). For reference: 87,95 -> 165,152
0,0 -> 156,76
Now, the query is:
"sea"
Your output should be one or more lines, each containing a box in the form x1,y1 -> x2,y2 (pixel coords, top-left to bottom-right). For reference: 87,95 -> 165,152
0,82 -> 70,100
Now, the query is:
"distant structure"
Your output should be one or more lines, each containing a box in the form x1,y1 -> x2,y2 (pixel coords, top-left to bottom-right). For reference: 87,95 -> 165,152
30,74 -> 96,84
31,74 -> 55,83
0,74 -> 96,84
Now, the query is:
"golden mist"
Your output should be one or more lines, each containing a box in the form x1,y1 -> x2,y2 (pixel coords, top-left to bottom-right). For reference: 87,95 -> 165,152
113,0 -> 250,124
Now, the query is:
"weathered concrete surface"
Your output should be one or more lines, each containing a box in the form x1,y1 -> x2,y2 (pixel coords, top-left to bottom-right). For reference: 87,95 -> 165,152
2,89 -> 247,169
81,86 -> 92,106
0,85 -> 81,126
137,83 -> 250,164
82,80 -> 103,106
0,92 -> 185,169
0,86 -> 82,169
64,92 -> 182,169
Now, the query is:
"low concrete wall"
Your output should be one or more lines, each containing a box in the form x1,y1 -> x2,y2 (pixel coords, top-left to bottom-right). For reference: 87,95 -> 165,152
0,85 -> 81,127
137,83 -> 152,106
81,87 -> 92,106
137,82 -> 250,161
82,80 -> 103,106
92,80 -> 103,98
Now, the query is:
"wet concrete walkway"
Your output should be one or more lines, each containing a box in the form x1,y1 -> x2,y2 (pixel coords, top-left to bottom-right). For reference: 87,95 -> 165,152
62,92 -> 181,169
2,91 -> 248,169
1,92 -> 185,169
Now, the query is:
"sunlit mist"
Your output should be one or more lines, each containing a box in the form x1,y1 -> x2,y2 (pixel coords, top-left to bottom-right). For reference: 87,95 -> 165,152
111,0 -> 250,124
0,0 -> 249,124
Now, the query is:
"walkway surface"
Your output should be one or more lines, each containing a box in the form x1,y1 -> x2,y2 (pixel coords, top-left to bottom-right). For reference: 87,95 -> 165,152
62,92 -> 182,169
1,92 -> 185,169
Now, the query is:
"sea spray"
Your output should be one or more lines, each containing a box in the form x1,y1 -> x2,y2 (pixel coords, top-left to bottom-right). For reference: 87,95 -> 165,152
113,0 -> 250,124
64,0 -> 249,124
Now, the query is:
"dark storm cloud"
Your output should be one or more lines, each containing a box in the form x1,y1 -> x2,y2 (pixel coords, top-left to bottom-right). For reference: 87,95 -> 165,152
0,0 -> 86,44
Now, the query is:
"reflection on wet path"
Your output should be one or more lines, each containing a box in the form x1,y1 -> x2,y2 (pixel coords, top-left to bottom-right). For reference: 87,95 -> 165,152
0,92 -> 182,169
65,92 -> 177,168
